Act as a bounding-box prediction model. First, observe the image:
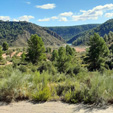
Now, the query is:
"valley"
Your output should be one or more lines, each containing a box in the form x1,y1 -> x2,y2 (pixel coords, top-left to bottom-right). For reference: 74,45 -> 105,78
1,1 -> 113,113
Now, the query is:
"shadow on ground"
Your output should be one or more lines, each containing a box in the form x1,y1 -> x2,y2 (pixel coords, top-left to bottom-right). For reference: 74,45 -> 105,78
0,102 -> 10,106
72,103 -> 111,113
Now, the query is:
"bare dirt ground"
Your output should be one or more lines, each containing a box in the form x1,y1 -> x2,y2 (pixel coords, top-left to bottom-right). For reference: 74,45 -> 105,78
5,61 -> 12,65
74,46 -> 87,52
2,54 -> 7,59
0,101 -> 113,113
17,52 -> 23,57
10,51 -> 16,57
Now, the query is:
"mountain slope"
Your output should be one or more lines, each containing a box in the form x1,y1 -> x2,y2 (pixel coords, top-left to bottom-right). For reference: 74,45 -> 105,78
68,19 -> 113,45
0,21 -> 65,46
47,24 -> 99,41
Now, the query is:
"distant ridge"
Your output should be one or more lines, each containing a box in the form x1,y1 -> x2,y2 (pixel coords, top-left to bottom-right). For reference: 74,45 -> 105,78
47,24 -> 99,41
67,19 -> 113,45
0,20 -> 65,46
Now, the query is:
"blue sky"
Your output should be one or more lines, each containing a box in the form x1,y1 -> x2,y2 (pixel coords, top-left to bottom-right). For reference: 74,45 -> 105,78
1,0 -> 113,26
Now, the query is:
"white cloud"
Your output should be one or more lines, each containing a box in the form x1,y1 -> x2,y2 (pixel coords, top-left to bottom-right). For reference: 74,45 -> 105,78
105,12 -> 113,17
51,16 -> 58,20
60,12 -> 73,17
59,17 -> 68,22
38,16 -> 58,22
13,16 -> 34,22
38,18 -> 50,22
13,19 -> 19,22
72,4 -> 113,21
80,10 -> 86,13
36,3 -> 56,9
26,2 -> 31,5
0,16 -> 10,21
37,3 -> 113,23
18,15 -> 34,21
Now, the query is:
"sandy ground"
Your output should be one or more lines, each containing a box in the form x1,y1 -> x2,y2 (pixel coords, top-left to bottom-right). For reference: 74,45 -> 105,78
74,47 -> 86,52
17,52 -> 23,57
0,101 -> 113,113
2,54 -> 7,59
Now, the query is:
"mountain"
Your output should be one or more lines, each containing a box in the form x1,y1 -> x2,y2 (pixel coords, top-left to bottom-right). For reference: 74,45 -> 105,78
47,24 -> 99,41
0,20 -> 65,47
68,19 -> 113,46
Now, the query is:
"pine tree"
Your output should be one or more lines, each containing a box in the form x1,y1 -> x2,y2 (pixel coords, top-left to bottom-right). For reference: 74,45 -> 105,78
27,34 -> 46,64
66,45 -> 75,56
85,33 -> 109,71
51,50 -> 58,61
57,47 -> 70,73
2,42 -> 8,51
103,34 -> 108,42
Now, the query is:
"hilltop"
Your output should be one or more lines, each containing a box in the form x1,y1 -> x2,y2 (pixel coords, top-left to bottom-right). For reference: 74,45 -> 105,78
67,19 -> 113,45
0,20 -> 65,47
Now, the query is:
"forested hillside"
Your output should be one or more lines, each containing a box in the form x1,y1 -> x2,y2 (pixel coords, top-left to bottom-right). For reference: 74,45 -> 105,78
0,20 -> 65,46
47,24 -> 99,41
68,19 -> 113,45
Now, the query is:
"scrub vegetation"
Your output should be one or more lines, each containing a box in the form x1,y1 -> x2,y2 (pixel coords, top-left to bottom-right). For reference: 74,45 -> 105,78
0,34 -> 113,106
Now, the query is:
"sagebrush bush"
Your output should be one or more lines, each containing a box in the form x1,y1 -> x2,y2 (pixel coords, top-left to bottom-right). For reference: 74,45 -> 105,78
18,65 -> 28,72
0,65 -> 13,78
6,56 -> 12,62
0,58 -> 7,65
38,61 -> 57,75
86,72 -> 113,104
0,59 -> 113,105
0,70 -> 29,101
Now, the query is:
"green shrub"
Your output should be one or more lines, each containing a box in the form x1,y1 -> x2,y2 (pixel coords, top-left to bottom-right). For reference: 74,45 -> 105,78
12,57 -> 21,68
86,73 -> 113,104
6,49 -> 13,56
0,58 -> 7,65
64,89 -> 72,102
38,61 -> 57,75
31,66 -> 37,72
63,81 -> 83,103
32,85 -> 51,101
0,70 -> 29,101
6,56 -> 12,62
18,65 -> 27,72
30,71 -> 51,101
0,65 -> 13,78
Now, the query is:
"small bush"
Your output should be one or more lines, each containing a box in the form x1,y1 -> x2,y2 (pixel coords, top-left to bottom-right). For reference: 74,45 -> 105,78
38,61 -> 57,75
32,85 -> 51,101
6,56 -> 12,62
6,49 -> 13,56
0,70 -> 29,101
18,65 -> 27,72
0,58 -> 7,65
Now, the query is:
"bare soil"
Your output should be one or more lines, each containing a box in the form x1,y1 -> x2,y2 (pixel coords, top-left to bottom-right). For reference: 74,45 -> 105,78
17,52 -> 23,57
74,47 -> 87,52
0,101 -> 113,113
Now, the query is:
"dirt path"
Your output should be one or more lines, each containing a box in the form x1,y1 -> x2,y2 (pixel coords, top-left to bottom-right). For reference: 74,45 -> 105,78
0,101 -> 113,113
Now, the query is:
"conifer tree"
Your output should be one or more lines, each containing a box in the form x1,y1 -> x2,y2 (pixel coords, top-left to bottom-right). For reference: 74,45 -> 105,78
51,50 -> 58,61
27,34 -> 46,64
2,42 -> 8,51
85,33 -> 109,71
